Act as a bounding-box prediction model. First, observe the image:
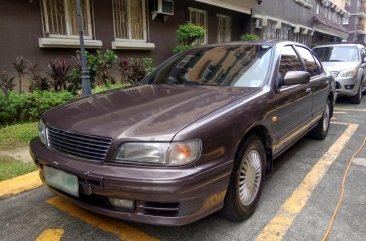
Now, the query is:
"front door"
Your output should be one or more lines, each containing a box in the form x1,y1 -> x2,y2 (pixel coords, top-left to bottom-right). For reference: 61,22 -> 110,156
273,45 -> 313,155
294,46 -> 329,123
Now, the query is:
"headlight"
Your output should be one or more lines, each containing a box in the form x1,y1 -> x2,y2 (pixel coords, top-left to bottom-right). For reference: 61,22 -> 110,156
38,120 -> 47,145
113,140 -> 201,166
339,68 -> 357,78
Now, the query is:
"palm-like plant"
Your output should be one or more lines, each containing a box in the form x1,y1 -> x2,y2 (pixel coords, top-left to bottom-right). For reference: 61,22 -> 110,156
117,57 -> 132,83
26,60 -> 45,91
12,56 -> 27,93
0,71 -> 16,95
47,58 -> 72,91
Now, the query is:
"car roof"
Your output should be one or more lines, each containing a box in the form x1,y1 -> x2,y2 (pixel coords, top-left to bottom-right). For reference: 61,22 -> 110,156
313,43 -> 363,48
198,40 -> 307,49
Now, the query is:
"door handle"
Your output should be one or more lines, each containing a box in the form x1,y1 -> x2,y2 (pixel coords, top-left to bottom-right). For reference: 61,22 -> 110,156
306,88 -> 311,94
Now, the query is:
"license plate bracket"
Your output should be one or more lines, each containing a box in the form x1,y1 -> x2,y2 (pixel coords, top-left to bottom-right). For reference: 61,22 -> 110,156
44,166 -> 79,197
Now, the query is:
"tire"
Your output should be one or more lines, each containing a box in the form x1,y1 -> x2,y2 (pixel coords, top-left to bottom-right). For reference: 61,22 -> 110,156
350,85 -> 362,104
311,99 -> 331,140
221,135 -> 266,222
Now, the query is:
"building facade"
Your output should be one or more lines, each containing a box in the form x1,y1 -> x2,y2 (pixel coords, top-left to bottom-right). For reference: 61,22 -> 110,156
0,0 -> 258,78
252,0 -> 350,46
345,0 -> 366,44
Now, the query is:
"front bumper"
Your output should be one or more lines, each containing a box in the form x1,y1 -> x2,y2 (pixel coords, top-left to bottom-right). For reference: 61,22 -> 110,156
30,138 -> 232,226
335,76 -> 360,97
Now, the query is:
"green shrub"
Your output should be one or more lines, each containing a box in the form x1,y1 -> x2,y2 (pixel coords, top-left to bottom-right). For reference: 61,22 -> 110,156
143,57 -> 155,73
0,91 -> 75,125
0,83 -> 133,125
240,33 -> 260,41
93,82 -> 129,94
173,23 -> 205,54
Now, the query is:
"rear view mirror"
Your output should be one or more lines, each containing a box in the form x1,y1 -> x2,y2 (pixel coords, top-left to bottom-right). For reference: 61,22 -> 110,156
283,71 -> 310,85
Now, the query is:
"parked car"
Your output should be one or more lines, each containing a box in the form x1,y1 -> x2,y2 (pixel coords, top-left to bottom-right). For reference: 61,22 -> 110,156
313,43 -> 366,104
30,41 -> 336,226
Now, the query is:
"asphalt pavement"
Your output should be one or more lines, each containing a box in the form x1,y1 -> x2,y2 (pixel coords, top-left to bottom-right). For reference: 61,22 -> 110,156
0,96 -> 365,241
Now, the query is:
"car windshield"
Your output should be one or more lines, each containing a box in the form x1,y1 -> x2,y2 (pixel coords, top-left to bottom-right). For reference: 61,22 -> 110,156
313,46 -> 359,62
143,44 -> 273,87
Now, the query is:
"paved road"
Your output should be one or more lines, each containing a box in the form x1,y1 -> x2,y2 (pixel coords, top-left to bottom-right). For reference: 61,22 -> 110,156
1,96 -> 366,241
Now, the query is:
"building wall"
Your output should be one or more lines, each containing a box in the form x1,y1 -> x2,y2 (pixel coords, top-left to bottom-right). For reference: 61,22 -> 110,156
253,0 -> 314,28
0,0 -> 250,84
252,0 -> 315,45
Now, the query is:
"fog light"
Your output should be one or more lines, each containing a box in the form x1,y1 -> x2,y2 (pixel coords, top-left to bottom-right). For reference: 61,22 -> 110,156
345,85 -> 355,90
108,198 -> 135,210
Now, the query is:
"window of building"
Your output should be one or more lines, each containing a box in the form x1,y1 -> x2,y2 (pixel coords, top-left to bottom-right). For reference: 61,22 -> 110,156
294,32 -> 300,42
41,0 -> 93,39
343,16 -> 349,25
300,34 -> 308,45
189,8 -> 208,44
217,14 -> 231,43
262,20 -> 277,40
280,24 -> 290,40
112,0 -> 147,42
328,9 -> 333,20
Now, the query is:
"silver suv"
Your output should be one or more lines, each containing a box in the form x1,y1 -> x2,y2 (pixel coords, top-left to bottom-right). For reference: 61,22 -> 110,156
313,43 -> 366,104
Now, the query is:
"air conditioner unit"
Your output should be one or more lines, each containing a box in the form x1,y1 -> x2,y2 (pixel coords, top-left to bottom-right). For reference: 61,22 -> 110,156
254,19 -> 263,29
152,0 -> 174,21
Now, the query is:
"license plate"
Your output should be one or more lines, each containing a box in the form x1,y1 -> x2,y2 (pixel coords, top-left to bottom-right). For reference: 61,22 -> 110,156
44,166 -> 79,197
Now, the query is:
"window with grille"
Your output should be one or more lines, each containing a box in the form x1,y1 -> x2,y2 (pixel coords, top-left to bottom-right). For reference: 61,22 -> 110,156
42,0 -> 93,39
189,8 -> 208,44
113,0 -> 147,41
217,15 -> 231,43
262,20 -> 277,40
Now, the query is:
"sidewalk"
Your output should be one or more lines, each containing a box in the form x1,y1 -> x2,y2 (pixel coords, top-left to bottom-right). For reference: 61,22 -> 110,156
0,147 -> 32,163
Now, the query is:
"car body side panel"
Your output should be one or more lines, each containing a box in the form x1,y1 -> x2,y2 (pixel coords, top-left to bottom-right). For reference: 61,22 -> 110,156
310,74 -> 329,121
272,83 -> 312,155
173,86 -> 277,170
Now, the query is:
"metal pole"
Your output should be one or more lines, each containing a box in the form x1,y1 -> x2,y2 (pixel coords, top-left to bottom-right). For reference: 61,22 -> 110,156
76,0 -> 92,96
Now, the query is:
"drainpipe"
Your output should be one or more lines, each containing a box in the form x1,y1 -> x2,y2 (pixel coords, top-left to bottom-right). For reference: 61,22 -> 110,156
76,0 -> 92,96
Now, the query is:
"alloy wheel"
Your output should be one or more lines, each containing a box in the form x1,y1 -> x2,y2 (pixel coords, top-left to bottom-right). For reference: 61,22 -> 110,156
239,150 -> 262,206
323,102 -> 330,132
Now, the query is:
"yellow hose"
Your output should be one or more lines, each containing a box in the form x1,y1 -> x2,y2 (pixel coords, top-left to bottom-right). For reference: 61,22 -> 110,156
322,136 -> 366,241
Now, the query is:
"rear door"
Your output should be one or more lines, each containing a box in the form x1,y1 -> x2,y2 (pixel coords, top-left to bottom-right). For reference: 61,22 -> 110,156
273,45 -> 313,155
294,46 -> 328,125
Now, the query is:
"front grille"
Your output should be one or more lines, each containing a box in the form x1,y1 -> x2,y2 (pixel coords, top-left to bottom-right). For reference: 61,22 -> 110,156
47,126 -> 112,161
331,71 -> 339,78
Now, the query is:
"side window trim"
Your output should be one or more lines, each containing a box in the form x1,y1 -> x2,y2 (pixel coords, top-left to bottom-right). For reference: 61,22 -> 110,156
277,44 -> 304,89
293,45 -> 324,78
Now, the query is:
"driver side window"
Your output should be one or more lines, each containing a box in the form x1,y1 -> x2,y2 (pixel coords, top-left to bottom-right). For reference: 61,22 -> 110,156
278,46 -> 303,88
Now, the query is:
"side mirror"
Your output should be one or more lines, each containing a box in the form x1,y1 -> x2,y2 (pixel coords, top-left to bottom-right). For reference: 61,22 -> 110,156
363,57 -> 366,63
283,71 -> 310,85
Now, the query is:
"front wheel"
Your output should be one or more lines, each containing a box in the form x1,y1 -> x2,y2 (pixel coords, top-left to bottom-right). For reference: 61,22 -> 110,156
311,99 -> 331,140
221,135 -> 266,221
350,85 -> 362,104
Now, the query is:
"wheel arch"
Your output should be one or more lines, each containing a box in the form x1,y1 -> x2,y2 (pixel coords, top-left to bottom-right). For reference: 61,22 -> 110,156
235,125 -> 274,175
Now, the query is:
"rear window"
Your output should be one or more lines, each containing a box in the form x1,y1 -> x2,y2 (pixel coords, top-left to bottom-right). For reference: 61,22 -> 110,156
313,46 -> 359,62
143,45 -> 273,87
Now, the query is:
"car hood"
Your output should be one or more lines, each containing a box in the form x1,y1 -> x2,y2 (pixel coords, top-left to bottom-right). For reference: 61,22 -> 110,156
44,84 -> 260,141
321,62 -> 359,72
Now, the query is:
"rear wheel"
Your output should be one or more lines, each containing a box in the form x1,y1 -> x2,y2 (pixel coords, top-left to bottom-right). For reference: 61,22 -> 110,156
311,99 -> 331,140
221,135 -> 266,221
350,85 -> 362,104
